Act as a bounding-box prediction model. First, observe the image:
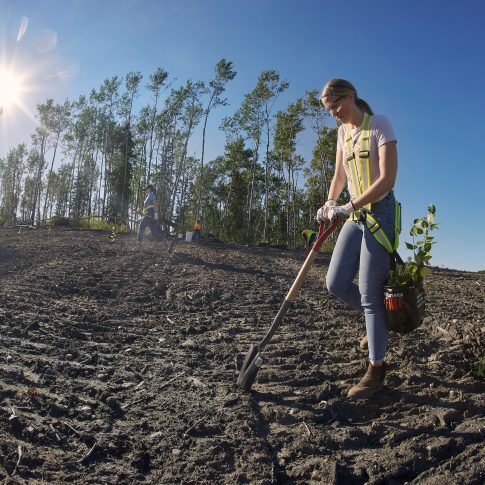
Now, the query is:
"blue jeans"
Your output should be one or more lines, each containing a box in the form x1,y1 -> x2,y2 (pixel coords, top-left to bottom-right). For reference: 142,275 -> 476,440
326,193 -> 395,361
137,216 -> 163,243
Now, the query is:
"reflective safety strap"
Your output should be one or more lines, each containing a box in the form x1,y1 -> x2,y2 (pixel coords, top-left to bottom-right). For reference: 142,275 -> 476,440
364,212 -> 394,254
345,133 -> 361,202
345,113 -> 372,211
352,199 -> 401,253
143,204 -> 155,215
360,114 -> 372,211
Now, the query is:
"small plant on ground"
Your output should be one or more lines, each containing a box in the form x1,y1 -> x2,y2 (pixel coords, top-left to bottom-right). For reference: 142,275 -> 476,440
110,214 -> 124,243
46,218 -> 54,232
109,214 -> 130,242
387,204 -> 438,287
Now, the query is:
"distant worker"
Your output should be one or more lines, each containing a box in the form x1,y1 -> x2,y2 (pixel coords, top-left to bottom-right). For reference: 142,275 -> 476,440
193,218 -> 202,243
302,228 -> 317,253
133,184 -> 172,252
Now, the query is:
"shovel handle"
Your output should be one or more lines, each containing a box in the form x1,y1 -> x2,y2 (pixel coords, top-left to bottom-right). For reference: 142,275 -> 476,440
259,219 -> 340,348
313,218 -> 340,253
285,218 -> 340,302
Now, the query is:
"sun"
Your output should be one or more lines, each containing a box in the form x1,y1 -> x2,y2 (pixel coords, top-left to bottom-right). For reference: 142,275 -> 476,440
0,68 -> 23,114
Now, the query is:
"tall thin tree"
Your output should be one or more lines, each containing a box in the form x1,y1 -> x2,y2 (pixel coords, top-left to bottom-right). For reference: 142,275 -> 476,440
198,59 -> 236,216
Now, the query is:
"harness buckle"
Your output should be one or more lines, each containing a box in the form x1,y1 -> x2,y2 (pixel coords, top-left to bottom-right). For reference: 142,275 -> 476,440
359,150 -> 370,158
346,153 -> 355,162
350,210 -> 366,223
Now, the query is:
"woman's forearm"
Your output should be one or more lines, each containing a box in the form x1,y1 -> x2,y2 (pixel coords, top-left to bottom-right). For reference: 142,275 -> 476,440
328,175 -> 346,201
351,176 -> 395,209
327,151 -> 347,201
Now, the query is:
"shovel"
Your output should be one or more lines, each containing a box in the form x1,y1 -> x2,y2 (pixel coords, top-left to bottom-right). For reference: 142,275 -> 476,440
237,219 -> 340,390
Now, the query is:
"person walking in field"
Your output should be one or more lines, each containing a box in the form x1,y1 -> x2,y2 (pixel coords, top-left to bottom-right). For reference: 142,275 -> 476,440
302,228 -> 317,253
317,79 -> 398,399
133,184 -> 173,252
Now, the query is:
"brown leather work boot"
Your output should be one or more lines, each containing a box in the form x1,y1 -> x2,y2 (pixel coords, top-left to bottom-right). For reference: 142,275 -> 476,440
359,335 -> 368,350
347,362 -> 386,399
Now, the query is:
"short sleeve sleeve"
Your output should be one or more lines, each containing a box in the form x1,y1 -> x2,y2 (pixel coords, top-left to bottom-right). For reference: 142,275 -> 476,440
337,125 -> 346,152
374,115 -> 396,147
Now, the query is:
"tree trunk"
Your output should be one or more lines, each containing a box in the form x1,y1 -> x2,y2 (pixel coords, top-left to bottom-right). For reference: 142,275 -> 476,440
42,132 -> 60,221
263,111 -> 271,243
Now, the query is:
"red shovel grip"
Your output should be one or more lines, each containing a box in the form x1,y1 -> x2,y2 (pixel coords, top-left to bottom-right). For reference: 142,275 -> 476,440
311,218 -> 341,253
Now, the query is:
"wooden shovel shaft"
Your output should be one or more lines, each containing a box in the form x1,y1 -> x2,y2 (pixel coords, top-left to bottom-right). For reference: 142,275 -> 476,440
259,219 -> 340,348
286,219 -> 340,301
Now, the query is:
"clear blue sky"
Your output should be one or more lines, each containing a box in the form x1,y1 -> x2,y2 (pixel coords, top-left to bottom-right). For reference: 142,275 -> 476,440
1,0 -> 484,271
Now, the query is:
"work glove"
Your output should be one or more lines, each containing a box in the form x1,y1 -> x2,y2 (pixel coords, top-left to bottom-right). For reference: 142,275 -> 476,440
316,200 -> 337,223
327,202 -> 353,222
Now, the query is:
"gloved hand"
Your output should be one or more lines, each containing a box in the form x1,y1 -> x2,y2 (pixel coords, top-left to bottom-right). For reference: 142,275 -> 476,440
327,202 -> 353,222
316,200 -> 337,223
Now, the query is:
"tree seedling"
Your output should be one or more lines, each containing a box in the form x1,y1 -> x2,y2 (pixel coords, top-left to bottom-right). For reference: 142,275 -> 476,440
387,204 -> 438,287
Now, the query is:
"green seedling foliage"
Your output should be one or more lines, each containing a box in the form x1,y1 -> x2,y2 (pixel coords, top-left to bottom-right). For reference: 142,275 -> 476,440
46,218 -> 54,232
109,214 -> 126,242
387,204 -> 438,287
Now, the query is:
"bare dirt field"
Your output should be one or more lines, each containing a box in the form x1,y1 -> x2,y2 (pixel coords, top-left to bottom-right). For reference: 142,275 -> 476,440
0,227 -> 484,484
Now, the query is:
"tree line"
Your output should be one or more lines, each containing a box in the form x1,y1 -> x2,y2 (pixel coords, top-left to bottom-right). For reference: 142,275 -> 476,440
0,59 -> 343,248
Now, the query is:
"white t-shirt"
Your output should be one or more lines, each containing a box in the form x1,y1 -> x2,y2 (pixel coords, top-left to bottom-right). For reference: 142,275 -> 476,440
337,114 -> 396,201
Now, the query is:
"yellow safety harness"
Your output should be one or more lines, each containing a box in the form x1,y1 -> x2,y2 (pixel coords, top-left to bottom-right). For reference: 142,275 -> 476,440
345,113 -> 401,254
143,204 -> 155,215
346,112 -> 373,212
302,229 -> 315,240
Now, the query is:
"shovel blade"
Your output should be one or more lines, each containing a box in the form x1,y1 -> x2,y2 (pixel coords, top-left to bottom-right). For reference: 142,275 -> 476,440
237,344 -> 263,391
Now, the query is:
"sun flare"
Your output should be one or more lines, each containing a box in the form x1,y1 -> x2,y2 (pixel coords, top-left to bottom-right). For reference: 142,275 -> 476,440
0,68 -> 23,113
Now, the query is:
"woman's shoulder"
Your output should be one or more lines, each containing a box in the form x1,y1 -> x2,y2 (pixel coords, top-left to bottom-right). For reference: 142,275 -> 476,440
337,123 -> 348,138
371,114 -> 393,126
371,114 -> 396,142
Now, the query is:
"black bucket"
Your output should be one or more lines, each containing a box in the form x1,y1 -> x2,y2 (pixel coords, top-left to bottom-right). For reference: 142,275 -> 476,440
384,279 -> 425,334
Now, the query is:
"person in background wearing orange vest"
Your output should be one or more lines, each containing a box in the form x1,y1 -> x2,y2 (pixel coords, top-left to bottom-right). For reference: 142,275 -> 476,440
193,218 -> 202,243
192,218 -> 202,242
302,228 -> 317,253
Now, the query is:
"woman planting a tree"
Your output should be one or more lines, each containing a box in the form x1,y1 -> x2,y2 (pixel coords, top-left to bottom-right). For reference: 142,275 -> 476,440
318,79 -> 398,399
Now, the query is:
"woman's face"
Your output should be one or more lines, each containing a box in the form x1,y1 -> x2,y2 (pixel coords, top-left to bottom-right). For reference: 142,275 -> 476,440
321,93 -> 350,122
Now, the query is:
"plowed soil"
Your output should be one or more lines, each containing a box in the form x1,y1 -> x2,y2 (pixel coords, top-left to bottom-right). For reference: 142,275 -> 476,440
1,227 -> 484,484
